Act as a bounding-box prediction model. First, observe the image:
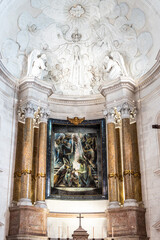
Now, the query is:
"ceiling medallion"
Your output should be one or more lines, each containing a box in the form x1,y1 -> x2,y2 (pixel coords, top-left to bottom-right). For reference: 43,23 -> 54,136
64,0 -> 90,25
69,4 -> 85,18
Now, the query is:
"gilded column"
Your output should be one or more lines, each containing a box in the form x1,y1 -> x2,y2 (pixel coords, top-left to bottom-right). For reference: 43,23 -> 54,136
31,127 -> 39,204
13,121 -> 24,204
130,121 -> 142,203
120,103 -> 138,207
35,108 -> 49,208
105,108 -> 119,208
116,127 -> 124,205
18,102 -> 36,206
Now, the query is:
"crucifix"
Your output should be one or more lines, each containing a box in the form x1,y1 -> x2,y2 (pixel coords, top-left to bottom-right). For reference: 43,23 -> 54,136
77,213 -> 84,228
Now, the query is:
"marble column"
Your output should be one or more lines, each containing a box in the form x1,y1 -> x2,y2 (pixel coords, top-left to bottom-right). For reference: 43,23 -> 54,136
31,127 -> 39,204
120,103 -> 138,207
105,108 -> 119,208
116,127 -> 124,205
18,102 -> 35,206
13,122 -> 24,204
131,121 -> 142,203
35,108 -> 49,208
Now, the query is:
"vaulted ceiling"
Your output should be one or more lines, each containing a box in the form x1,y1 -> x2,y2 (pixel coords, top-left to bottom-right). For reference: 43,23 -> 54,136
0,0 -> 160,97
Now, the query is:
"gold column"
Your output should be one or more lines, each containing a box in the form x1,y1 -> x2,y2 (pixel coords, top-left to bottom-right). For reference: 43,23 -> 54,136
121,103 -> 138,206
19,103 -> 35,206
106,109 -> 119,208
13,122 -> 24,204
35,108 -> 48,208
31,127 -> 39,204
131,122 -> 142,203
116,127 -> 124,205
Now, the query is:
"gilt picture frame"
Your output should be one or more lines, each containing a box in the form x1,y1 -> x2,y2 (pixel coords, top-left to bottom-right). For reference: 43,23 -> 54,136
46,118 -> 107,200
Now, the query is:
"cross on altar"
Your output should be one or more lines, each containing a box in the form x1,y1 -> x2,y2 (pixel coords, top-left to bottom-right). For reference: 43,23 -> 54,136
77,213 -> 84,227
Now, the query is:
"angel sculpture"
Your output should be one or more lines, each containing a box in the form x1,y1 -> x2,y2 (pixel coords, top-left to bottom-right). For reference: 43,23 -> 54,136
27,49 -> 48,80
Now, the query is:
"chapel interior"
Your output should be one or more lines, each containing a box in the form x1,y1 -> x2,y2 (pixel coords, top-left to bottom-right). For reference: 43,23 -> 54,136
0,0 -> 160,240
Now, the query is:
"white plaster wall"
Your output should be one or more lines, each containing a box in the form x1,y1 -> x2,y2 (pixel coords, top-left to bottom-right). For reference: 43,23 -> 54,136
46,199 -> 108,239
0,76 -> 17,240
136,76 -> 160,240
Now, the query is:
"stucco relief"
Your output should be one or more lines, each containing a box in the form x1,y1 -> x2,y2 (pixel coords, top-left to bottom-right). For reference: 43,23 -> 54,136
0,0 -> 153,95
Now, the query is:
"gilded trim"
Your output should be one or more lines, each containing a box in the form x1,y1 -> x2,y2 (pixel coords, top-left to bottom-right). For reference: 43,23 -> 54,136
37,173 -> 46,178
21,170 -> 32,175
123,170 -> 134,176
108,173 -> 118,179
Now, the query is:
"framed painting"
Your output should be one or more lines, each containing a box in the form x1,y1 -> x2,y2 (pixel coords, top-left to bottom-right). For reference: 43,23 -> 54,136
46,118 -> 108,200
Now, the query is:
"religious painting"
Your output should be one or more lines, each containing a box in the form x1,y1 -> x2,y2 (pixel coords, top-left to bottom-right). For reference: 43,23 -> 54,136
46,119 -> 107,200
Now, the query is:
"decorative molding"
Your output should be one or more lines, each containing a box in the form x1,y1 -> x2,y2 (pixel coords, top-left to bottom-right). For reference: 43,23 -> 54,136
154,168 -> 160,176
153,220 -> 160,230
48,212 -> 106,218
49,94 -> 105,106
0,222 -> 4,227
67,117 -> 85,125
99,77 -> 135,98
19,77 -> 55,97
0,61 -> 18,89
137,50 -> 160,90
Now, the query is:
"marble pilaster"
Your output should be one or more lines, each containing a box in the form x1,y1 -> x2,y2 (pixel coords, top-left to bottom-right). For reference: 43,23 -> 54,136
105,108 -> 119,208
35,108 -> 49,208
31,127 -> 39,204
13,122 -> 24,204
116,127 -> 124,205
120,103 -> 137,207
18,102 -> 36,206
130,122 -> 142,203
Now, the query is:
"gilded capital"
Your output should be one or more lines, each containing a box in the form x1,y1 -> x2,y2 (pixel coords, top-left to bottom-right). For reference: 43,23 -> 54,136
104,108 -> 115,124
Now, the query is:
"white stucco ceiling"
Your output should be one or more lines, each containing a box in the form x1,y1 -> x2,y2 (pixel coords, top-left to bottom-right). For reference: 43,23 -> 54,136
0,0 -> 160,97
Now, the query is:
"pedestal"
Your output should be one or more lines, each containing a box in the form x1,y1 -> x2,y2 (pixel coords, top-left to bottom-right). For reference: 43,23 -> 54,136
106,206 -> 148,240
7,206 -> 48,240
72,226 -> 89,240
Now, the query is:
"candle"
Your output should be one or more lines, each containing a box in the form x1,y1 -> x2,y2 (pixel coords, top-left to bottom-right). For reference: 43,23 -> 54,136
67,226 -> 69,238
93,227 -> 94,239
58,226 -> 60,239
102,227 -> 103,239
112,226 -> 114,238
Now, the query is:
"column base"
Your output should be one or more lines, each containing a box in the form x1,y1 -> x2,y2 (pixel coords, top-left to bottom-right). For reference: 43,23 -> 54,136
18,198 -> 32,206
108,201 -> 120,209
124,199 -> 138,207
35,201 -> 47,209
7,235 -> 48,240
107,206 -> 148,239
7,206 -> 48,238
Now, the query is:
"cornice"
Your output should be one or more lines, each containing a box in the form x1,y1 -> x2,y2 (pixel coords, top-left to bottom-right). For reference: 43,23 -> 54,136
137,50 -> 160,91
49,94 -> 105,106
19,77 -> 55,97
0,61 -> 18,90
99,77 -> 135,97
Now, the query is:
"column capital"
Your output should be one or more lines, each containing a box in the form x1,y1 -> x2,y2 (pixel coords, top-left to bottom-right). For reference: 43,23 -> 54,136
21,102 -> 37,119
120,102 -> 135,119
39,107 -> 50,123
104,108 -> 115,124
